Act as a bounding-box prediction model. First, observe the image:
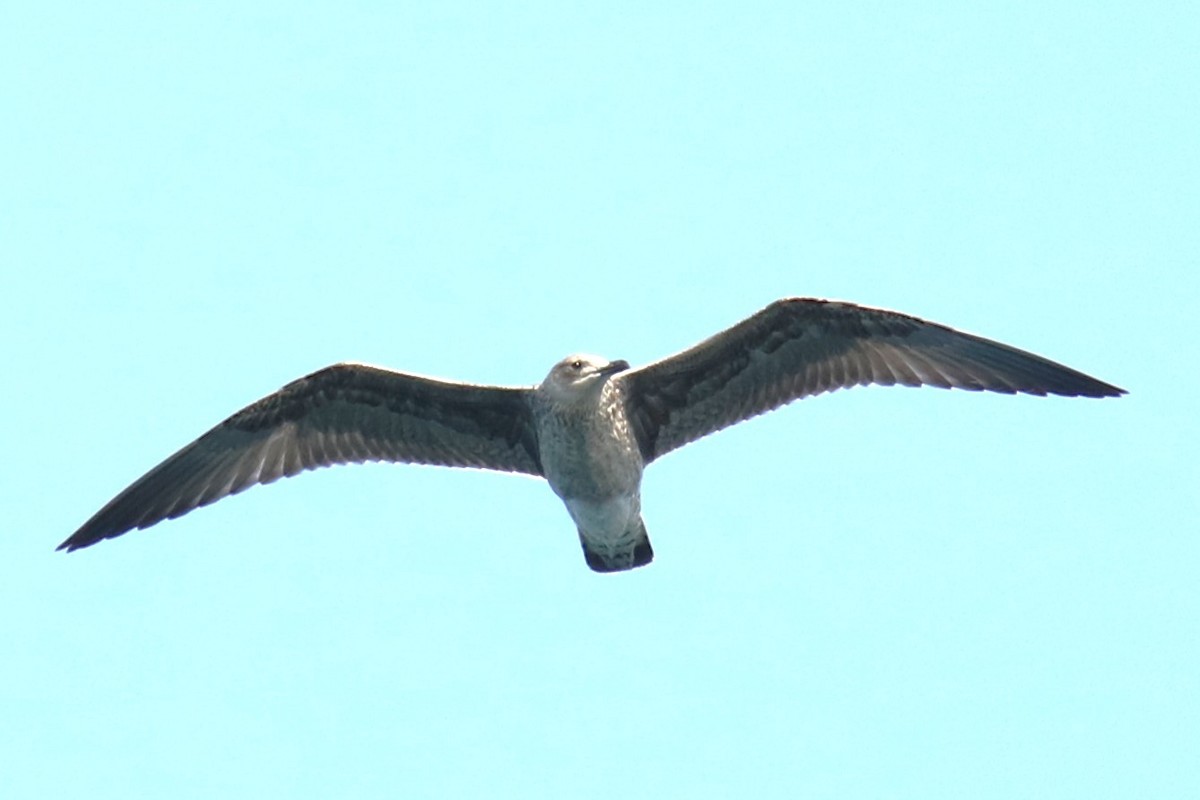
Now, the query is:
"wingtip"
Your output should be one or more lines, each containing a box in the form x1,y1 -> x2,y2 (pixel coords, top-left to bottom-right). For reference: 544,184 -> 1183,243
56,532 -> 96,553
1049,372 -> 1125,399
1090,381 -> 1127,399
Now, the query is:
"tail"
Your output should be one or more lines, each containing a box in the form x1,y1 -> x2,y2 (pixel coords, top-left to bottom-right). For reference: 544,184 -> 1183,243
579,518 -> 654,573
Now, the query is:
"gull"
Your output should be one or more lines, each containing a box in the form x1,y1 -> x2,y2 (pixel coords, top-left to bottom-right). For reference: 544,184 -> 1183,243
60,298 -> 1124,572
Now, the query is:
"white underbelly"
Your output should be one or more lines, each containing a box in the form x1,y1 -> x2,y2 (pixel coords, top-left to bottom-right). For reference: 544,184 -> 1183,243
563,494 -> 637,537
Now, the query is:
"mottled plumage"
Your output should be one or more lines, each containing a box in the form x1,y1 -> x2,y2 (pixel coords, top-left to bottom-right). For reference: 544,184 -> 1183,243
61,298 -> 1124,571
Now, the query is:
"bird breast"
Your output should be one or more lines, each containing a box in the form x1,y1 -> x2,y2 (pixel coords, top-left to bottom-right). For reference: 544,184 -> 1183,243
535,385 -> 643,501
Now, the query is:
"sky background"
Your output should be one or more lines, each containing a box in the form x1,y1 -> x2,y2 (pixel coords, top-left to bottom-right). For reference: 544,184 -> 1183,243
2,2 -> 1196,797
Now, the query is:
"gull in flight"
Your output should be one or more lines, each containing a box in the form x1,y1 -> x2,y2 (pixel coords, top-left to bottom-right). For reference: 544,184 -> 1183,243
61,298 -> 1124,572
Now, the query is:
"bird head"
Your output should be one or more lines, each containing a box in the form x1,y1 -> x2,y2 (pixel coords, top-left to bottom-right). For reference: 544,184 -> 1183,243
539,354 -> 630,403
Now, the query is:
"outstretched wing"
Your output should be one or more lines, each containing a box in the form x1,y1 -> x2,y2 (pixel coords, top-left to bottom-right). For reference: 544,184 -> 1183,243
620,298 -> 1124,462
60,362 -> 541,551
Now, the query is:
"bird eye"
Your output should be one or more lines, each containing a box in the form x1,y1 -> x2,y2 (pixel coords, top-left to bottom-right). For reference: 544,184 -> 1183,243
570,360 -> 583,370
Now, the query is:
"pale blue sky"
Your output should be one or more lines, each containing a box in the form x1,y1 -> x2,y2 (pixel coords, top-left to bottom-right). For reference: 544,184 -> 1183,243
2,2 -> 1196,798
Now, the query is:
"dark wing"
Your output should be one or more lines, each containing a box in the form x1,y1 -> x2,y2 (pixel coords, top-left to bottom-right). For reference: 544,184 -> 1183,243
60,362 -> 541,551
620,298 -> 1125,462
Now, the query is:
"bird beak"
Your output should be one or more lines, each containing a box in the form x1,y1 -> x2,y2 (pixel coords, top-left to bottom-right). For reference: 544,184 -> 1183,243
602,359 -> 630,375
